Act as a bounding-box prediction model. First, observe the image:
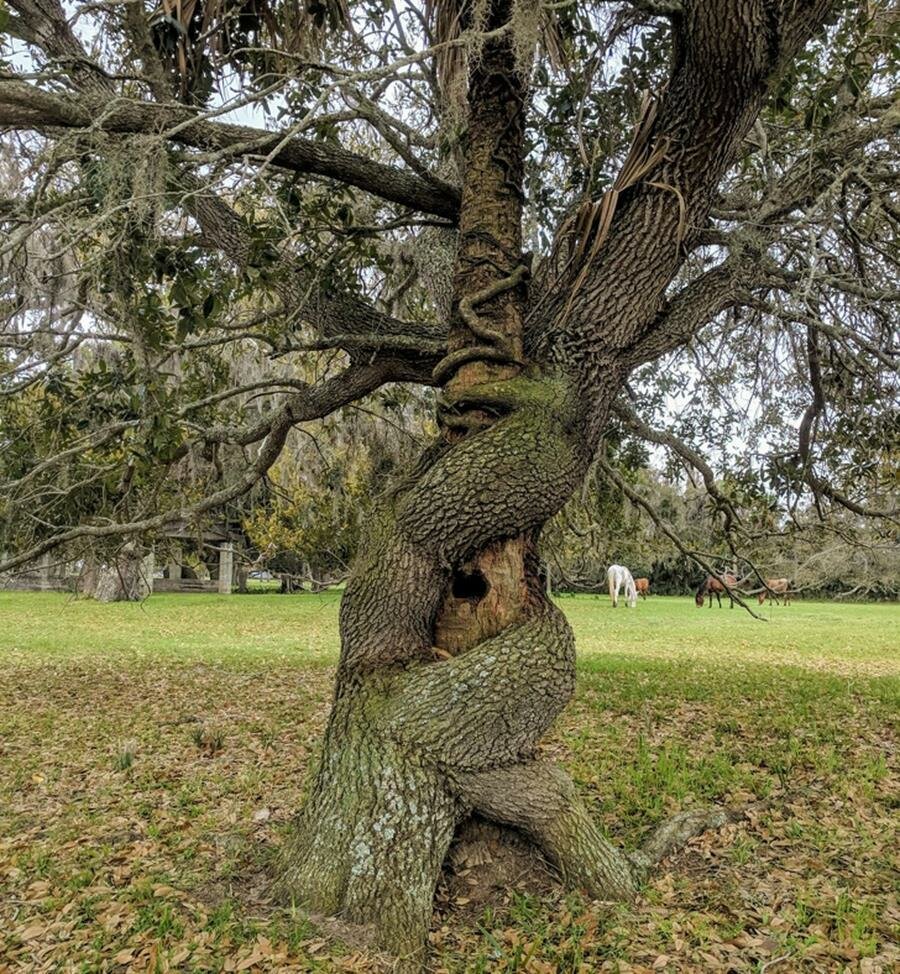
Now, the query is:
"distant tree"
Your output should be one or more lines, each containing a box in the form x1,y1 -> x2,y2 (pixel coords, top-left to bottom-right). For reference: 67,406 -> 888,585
243,396 -> 428,588
1,0 -> 898,967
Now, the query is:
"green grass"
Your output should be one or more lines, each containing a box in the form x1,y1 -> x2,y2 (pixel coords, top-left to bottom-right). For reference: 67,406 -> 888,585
0,589 -> 343,663
0,592 -> 897,972
1,590 -> 897,667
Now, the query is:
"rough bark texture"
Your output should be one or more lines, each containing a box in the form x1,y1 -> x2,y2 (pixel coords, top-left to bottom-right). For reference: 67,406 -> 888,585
435,0 -> 532,662
278,10 -> 625,964
271,1 -> 834,967
279,372 -> 589,968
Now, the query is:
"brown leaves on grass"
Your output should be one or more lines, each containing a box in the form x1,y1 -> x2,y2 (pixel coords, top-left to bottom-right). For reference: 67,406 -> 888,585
0,602 -> 898,972
430,660 -> 899,970
0,659 -> 345,972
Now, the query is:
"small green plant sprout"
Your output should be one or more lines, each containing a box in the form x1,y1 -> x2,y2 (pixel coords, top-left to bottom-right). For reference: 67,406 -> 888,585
191,724 -> 225,757
113,740 -> 137,771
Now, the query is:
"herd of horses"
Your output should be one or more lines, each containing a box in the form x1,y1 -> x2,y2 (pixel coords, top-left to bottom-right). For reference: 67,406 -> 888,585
695,574 -> 792,607
606,564 -> 793,608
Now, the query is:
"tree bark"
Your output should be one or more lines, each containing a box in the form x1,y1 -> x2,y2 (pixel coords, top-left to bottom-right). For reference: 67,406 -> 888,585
272,1 -> 834,967
277,6 -> 640,966
92,544 -> 154,602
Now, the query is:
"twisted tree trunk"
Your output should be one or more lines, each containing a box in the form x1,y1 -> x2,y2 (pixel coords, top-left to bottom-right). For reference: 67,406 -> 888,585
276,366 -> 720,966
277,8 -> 674,967
276,1 -> 831,967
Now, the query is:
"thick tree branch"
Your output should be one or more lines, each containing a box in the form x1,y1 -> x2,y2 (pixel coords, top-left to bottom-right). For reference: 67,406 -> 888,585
623,256 -> 753,365
6,0 -> 113,96
537,0 -> 835,412
0,77 -> 460,219
625,98 -> 899,367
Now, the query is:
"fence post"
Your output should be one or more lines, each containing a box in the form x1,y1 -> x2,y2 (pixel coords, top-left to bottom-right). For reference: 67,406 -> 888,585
218,543 -> 234,595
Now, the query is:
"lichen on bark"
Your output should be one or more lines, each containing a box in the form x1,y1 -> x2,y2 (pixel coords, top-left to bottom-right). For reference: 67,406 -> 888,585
274,0 -> 758,966
277,370 -> 590,960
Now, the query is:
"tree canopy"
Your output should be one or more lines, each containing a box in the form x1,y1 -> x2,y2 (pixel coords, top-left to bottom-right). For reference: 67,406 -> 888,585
1,0 -> 896,581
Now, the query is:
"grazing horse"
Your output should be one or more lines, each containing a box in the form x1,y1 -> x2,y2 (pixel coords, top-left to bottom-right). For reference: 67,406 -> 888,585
759,578 -> 792,605
695,573 -> 737,608
607,564 -> 637,608
634,577 -> 650,599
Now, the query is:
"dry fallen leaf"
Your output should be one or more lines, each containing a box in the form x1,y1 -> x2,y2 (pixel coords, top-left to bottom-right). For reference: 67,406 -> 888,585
235,948 -> 266,971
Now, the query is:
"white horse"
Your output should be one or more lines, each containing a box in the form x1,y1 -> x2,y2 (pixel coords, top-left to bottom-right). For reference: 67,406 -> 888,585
607,564 -> 637,608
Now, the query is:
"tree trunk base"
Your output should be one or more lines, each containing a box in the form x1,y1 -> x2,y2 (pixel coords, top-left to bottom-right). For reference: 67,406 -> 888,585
278,711 -> 726,970
276,698 -> 461,968
92,546 -> 153,602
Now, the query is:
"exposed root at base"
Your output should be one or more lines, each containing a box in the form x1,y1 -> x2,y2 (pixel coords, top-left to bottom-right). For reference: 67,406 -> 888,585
273,800 -> 729,973
630,806 -> 730,875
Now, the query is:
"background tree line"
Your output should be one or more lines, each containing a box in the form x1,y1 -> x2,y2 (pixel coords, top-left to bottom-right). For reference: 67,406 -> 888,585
241,405 -> 897,599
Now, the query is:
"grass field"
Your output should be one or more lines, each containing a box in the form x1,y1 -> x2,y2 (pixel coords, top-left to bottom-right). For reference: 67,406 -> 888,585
1,592 -> 897,972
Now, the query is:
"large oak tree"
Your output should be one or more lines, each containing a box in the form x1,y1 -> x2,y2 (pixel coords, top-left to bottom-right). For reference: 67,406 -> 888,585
1,0 -> 897,967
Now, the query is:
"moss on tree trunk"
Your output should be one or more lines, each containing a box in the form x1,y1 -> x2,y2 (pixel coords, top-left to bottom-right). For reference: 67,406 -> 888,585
277,372 -> 659,965
277,2 -> 728,967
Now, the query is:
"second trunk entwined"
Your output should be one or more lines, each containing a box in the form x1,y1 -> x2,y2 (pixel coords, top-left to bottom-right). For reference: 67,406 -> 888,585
277,1 -> 729,967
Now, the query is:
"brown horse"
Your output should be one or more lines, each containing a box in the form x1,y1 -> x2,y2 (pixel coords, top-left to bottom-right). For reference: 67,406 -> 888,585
635,577 -> 650,599
758,578 -> 792,605
695,573 -> 737,608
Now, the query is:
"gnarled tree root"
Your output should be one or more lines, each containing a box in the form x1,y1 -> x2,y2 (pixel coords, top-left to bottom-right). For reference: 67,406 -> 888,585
458,762 -> 727,898
278,738 -> 727,969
